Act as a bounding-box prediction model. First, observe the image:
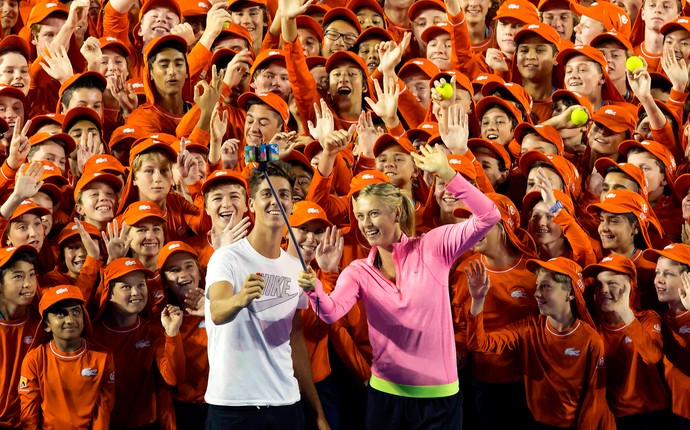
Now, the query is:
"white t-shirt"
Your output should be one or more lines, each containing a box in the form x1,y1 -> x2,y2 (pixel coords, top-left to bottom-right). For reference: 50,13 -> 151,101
204,238 -> 308,406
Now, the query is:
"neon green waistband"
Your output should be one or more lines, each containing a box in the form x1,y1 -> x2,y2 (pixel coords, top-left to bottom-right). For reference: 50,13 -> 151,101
369,375 -> 459,398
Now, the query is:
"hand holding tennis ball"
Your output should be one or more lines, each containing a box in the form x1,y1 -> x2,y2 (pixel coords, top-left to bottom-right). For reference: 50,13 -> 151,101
626,56 -> 645,72
570,108 -> 588,126
223,22 -> 230,29
437,83 -> 454,100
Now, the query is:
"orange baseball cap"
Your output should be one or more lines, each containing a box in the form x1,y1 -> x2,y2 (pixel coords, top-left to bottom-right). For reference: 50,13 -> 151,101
519,150 -> 581,197
447,154 -> 477,181
557,46 -> 624,103
348,0 -> 386,16
218,23 -> 253,48
181,0 -> 211,17
673,173 -> 690,201
514,22 -> 561,46
323,7 -> 362,33
591,30 -> 633,51
109,125 -> 146,152
408,0 -> 446,20
0,35 -> 30,59
296,15 -> 324,40
643,243 -> 690,266
237,91 -> 290,124
475,95 -> 524,124
157,241 -> 199,271
661,17 -> 690,36
455,192 -> 536,256
306,55 -> 327,70
591,105 -> 637,134
62,106 -> 103,134
467,138 -> 511,168
303,140 -> 323,161
355,27 -> 394,46
594,158 -> 649,200
120,201 -> 167,226
74,171 -> 123,200
57,221 -> 101,246
289,201 -> 333,228
481,81 -> 533,117
83,154 -> 126,176
99,36 -> 130,58
139,0 -> 181,21
283,150 -> 314,174
514,123 -> 564,155
34,161 -> 65,204
551,89 -> 594,115
407,122 -> 440,145
9,200 -> 49,221
494,0 -> 539,23
325,50 -> 370,77
348,170 -> 390,198
228,0 -> 267,9
471,73 -> 504,93
570,1 -> 631,37
202,169 -> 249,195
0,85 -> 25,103
618,140 -> 677,187
538,0 -> 571,11
104,257 -> 154,286
128,137 -> 178,165
28,132 -> 76,155
420,22 -> 452,44
57,72 -> 107,113
583,255 -> 642,312
249,49 -> 286,79
526,256 -> 595,327
373,134 -> 416,157
32,285 -> 91,349
399,58 -> 441,80
0,244 -> 38,267
26,1 -> 69,27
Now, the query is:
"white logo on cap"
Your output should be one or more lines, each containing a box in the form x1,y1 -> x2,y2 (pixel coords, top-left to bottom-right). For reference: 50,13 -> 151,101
307,208 -> 320,214
477,75 -> 487,80
168,243 -> 181,250
421,123 -> 434,129
362,174 -> 374,179
602,256 -> 613,262
268,51 -> 280,56
46,2 -> 57,8
123,128 -> 134,133
528,24 -> 539,29
132,83 -> 143,88
449,158 -> 461,165
680,18 -> 689,23
44,165 -> 54,171
605,192 -> 617,199
96,157 -> 109,164
604,109 -> 616,115
20,200 -> 31,205
214,171 -> 227,176
106,37 -> 117,42
93,172 -> 102,177
664,244 -> 675,249
619,14 -> 629,24
198,1 -> 209,7
138,205 -> 151,210
413,60 -> 423,65
6,247 -> 15,251
71,224 -> 79,230
56,288 -> 69,294
125,260 -> 137,266
508,3 -> 520,8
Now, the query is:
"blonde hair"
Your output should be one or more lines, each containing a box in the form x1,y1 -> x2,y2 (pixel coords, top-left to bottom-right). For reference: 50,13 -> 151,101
356,183 -> 416,237
131,152 -> 173,179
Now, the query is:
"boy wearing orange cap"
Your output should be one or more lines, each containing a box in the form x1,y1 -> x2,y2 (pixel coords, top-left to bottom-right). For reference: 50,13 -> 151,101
572,2 -> 631,45
0,245 -> 40,429
91,257 -> 184,430
19,285 -> 115,429
636,0 -> 683,70
466,257 -> 613,429
584,255 -> 672,429
205,161 -> 327,429
643,244 -> 690,427
0,36 -> 31,97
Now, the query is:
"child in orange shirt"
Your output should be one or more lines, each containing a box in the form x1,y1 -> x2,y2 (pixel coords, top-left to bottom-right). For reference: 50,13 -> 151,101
19,285 -> 115,430
466,257 -> 614,429
91,257 -> 185,430
0,245 -> 40,430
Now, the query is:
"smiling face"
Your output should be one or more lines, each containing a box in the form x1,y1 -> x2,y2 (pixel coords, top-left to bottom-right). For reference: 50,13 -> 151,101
0,94 -> 23,136
654,256 -> 686,306
44,302 -> 84,346
149,47 -> 187,100
76,182 -> 117,226
534,269 -> 574,318
100,48 -> 129,80
663,29 -> 690,62
230,5 -> 266,49
472,222 -> 505,255
138,6 -> 180,46
205,182 -> 248,231
62,238 -> 87,279
625,150 -> 666,199
353,194 -> 401,248
328,61 -> 366,105
127,220 -> 165,259
564,55 -> 604,101
0,260 -> 37,310
516,36 -> 557,82
426,33 -> 452,71
163,252 -> 201,301
597,211 -> 638,253
0,0 -> 18,31
252,62 -> 291,100
529,200 -> 564,247
6,213 -> 44,251
480,107 -> 514,146
110,271 -> 148,316
601,171 -> 639,197
434,176 -> 466,215
588,122 -> 626,156
288,219 -> 328,264
358,39 -> 384,74
459,0 -> 492,26
595,270 -> 630,313
322,20 -> 359,56
526,166 -> 565,193
249,176 -> 293,230
244,103 -> 283,147
0,52 -> 29,96
375,145 -> 416,189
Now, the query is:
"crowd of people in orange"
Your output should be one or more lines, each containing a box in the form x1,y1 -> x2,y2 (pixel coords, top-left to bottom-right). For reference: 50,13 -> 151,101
0,0 -> 690,428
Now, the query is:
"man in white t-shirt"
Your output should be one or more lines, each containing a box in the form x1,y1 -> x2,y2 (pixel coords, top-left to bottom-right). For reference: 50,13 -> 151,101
205,161 -> 329,430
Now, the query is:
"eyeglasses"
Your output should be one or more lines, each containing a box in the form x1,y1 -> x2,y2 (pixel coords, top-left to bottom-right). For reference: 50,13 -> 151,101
324,30 -> 358,45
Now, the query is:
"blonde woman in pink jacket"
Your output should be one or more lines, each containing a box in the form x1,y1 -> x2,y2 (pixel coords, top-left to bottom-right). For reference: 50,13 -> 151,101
299,143 -> 500,430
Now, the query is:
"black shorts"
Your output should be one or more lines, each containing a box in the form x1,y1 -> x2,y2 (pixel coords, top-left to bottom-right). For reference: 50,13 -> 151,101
365,385 -> 462,430
206,401 -> 305,430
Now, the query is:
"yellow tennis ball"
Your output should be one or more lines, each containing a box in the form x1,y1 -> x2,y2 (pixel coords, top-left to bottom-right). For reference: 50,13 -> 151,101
626,56 -> 644,72
570,108 -> 588,126
223,22 -> 230,29
437,83 -> 453,100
